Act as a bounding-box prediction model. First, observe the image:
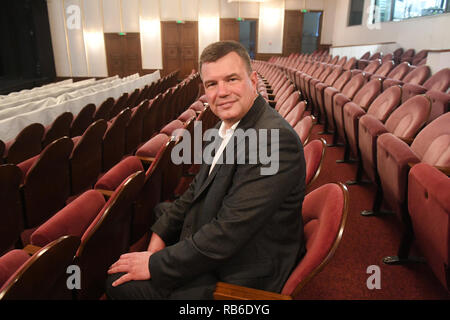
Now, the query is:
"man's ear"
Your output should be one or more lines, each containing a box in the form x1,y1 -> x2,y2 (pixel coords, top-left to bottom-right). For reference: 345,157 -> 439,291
250,71 -> 258,89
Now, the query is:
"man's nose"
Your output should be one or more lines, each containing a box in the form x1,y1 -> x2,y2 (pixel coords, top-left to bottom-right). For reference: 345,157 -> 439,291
217,81 -> 230,97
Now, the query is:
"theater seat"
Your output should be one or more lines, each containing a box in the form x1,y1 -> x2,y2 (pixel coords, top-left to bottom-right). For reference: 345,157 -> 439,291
30,171 -> 145,300
376,113 -> 450,263
284,102 -> 306,127
70,103 -> 96,138
214,182 -> 349,300
382,65 -> 430,91
358,95 -> 432,216
0,235 -> 80,300
408,163 -> 450,290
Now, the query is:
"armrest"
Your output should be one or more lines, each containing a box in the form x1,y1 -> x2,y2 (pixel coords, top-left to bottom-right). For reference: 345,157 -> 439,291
136,155 -> 155,165
23,244 -> 42,256
95,188 -> 114,198
268,100 -> 276,108
214,282 -> 292,300
268,93 -> 275,100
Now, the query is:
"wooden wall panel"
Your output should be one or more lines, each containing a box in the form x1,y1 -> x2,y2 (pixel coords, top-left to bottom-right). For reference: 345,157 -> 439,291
104,33 -> 143,78
283,10 -> 303,56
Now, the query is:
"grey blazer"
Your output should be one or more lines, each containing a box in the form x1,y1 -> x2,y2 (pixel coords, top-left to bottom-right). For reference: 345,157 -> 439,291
149,95 -> 306,298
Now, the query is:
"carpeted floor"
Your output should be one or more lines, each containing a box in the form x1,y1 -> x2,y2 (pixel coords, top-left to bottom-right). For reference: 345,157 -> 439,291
294,122 -> 449,300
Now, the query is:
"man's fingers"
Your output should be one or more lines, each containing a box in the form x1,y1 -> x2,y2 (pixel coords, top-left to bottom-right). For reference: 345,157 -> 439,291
112,273 -> 133,287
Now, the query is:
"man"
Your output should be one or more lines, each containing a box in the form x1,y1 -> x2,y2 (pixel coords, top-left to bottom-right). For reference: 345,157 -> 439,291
106,40 -> 306,299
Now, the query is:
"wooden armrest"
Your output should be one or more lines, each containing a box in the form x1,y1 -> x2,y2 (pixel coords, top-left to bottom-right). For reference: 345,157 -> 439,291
137,156 -> 155,164
399,137 -> 414,145
23,244 -> 42,256
96,189 -> 114,198
268,100 -> 276,108
268,93 -> 275,100
214,282 -> 292,300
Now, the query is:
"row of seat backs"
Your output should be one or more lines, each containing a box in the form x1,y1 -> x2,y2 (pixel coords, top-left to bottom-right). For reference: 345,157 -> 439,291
0,71 -> 182,166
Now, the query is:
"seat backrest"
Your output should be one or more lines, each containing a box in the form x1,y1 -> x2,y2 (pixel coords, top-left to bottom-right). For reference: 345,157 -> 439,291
22,136 -> 74,228
400,48 -> 415,62
108,92 -> 129,120
367,85 -> 402,122
411,50 -> 428,65
341,73 -> 366,99
385,95 -> 431,139
402,65 -> 430,85
335,56 -> 347,67
293,115 -> 314,145
278,92 -> 300,116
70,103 -> 96,137
352,78 -> 382,110
0,235 -> 80,300
385,62 -> 411,81
102,108 -> 132,171
93,97 -> 115,121
281,182 -> 349,297
360,51 -> 370,60
76,171 -> 145,299
303,138 -> 326,187
374,61 -> 395,77
425,90 -> 450,124
408,163 -> 450,291
423,68 -> 450,92
42,112 -> 74,148
125,99 -> 150,154
332,70 -> 352,91
0,139 -> 4,161
363,59 -> 381,74
410,112 -> 450,167
125,88 -> 140,109
343,57 -> 357,70
284,102 -> 306,127
5,123 -> 45,165
324,66 -> 344,86
0,164 -> 23,255
70,120 -> 108,195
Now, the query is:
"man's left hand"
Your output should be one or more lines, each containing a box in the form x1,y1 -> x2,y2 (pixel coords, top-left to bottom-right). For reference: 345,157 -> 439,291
108,251 -> 153,287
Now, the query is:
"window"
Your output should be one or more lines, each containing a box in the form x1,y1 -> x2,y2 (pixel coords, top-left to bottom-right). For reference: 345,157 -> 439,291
373,0 -> 450,23
349,0 -> 365,26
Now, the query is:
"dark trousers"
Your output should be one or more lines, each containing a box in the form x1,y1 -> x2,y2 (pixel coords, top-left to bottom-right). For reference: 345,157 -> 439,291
105,272 -> 218,300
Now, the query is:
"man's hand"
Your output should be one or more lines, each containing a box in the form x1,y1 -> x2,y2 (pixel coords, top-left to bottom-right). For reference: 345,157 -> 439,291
108,251 -> 153,287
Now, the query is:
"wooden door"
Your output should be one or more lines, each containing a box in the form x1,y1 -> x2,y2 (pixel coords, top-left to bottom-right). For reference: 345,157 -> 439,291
104,33 -> 143,77
161,21 -> 198,79
220,19 -> 240,42
283,10 -> 303,56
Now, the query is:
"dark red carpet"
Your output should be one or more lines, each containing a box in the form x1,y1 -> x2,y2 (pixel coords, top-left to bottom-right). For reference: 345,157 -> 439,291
295,123 -> 449,300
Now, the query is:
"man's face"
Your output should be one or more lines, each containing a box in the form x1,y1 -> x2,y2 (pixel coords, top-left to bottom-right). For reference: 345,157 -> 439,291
201,51 -> 258,129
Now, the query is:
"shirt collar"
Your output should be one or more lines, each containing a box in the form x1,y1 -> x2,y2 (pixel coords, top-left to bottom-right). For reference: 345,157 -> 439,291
218,120 -> 240,139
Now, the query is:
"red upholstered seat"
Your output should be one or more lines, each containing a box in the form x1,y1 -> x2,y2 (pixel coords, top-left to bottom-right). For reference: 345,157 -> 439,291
93,97 -> 115,121
408,163 -> 450,290
108,92 -> 129,120
382,65 -> 430,91
278,92 -> 300,117
125,99 -> 150,155
136,133 -> 170,158
214,183 -> 349,300
0,235 -> 80,300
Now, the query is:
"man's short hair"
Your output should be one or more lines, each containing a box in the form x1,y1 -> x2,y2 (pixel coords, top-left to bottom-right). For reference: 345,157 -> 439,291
199,40 -> 252,76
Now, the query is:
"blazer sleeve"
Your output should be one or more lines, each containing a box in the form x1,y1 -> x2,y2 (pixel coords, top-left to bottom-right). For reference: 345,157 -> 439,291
149,126 -> 305,290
